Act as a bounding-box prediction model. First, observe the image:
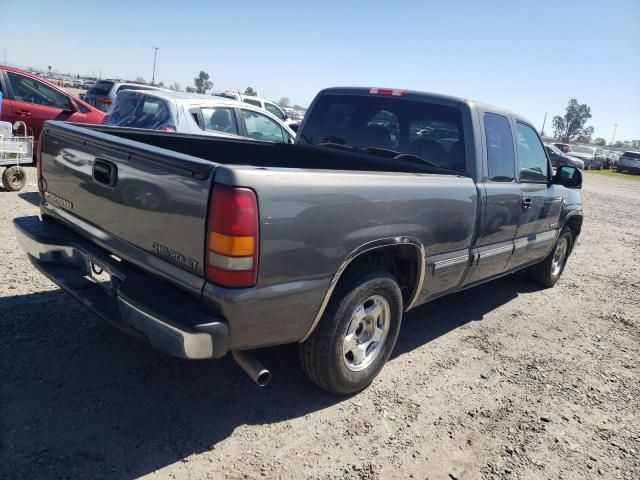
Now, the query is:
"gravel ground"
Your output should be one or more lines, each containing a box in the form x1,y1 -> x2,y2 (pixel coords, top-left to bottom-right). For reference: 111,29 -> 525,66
1,168 -> 639,480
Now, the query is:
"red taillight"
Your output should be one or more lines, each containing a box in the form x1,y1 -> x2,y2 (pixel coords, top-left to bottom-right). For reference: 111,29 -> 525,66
369,87 -> 406,96
206,185 -> 259,288
98,98 -> 112,105
159,126 -> 176,132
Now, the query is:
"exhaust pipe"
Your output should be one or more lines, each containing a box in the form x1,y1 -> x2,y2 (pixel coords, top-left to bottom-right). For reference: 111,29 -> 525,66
232,350 -> 272,386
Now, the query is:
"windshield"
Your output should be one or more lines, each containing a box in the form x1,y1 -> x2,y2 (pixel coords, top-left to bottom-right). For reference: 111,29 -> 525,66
299,94 -> 465,171
571,146 -> 594,154
106,91 -> 175,130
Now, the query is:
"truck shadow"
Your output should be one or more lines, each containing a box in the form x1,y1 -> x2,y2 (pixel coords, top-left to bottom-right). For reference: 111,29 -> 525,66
1,272 -> 537,478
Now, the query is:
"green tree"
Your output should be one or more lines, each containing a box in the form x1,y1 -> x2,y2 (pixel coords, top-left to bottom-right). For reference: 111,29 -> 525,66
614,140 -> 624,148
194,71 -> 213,94
278,97 -> 290,108
593,137 -> 606,146
243,87 -> 257,96
158,81 -> 165,88
630,139 -> 640,149
170,82 -> 181,91
135,76 -> 146,84
185,86 -> 196,93
552,99 -> 594,143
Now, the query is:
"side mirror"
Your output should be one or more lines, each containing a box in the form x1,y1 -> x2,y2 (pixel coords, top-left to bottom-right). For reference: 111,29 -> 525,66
553,165 -> 582,189
65,99 -> 79,113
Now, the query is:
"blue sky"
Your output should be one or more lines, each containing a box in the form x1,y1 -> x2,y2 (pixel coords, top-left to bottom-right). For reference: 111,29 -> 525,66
1,0 -> 639,140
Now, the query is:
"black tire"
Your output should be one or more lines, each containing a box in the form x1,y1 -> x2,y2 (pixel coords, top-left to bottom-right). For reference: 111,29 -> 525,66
299,267 -> 403,395
529,227 -> 573,288
1,167 -> 27,192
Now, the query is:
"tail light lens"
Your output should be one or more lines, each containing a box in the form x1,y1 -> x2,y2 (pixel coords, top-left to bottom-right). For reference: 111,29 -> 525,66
98,98 -> 112,105
369,87 -> 406,96
159,125 -> 176,132
206,185 -> 259,288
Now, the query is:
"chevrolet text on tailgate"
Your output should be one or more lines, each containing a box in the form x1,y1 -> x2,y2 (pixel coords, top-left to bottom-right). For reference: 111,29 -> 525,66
14,87 -> 584,394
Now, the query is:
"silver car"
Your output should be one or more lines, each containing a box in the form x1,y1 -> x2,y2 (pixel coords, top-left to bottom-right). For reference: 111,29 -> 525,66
105,90 -> 296,143
85,80 -> 167,112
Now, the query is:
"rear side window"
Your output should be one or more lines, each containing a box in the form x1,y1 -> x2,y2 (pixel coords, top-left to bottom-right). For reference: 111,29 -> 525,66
299,94 -> 466,171
106,92 -> 174,130
515,122 -> 548,182
201,107 -> 238,135
87,81 -> 113,95
484,113 -> 515,181
623,151 -> 640,159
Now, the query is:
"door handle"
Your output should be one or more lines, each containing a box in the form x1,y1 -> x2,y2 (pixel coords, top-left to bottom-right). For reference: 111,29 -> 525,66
522,197 -> 533,210
93,159 -> 118,187
16,110 -> 32,117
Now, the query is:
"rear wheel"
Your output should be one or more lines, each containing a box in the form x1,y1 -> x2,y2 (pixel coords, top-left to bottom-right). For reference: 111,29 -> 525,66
299,267 -> 403,395
529,227 -> 573,288
1,167 -> 27,192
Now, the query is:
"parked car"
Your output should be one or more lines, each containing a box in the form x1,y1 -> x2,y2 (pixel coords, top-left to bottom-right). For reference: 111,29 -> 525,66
14,87 -> 583,395
84,80 -> 167,112
554,142 -> 572,153
568,145 -> 606,169
105,90 -> 296,143
212,92 -> 298,129
0,66 -> 106,152
545,144 -> 584,169
616,151 -> 640,174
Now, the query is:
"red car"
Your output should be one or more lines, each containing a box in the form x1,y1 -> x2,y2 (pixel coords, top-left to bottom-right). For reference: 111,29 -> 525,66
0,66 -> 105,153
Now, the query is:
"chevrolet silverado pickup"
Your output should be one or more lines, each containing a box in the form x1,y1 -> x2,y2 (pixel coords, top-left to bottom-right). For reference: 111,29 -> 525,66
14,87 -> 584,395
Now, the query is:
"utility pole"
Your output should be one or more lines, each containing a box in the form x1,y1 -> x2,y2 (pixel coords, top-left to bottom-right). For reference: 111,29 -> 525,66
540,112 -> 547,137
610,123 -> 618,146
151,47 -> 159,85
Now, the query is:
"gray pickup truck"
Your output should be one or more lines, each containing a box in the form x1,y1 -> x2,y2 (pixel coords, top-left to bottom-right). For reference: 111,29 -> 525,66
14,87 -> 583,395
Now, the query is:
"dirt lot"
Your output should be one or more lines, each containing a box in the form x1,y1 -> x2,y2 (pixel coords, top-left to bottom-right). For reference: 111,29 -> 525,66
1,169 -> 639,480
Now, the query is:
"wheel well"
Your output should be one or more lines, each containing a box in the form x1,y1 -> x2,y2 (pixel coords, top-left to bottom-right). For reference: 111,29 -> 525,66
343,244 -> 422,307
565,215 -> 583,242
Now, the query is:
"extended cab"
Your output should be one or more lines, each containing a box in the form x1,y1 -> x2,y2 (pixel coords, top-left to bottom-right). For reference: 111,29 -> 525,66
14,87 -> 583,394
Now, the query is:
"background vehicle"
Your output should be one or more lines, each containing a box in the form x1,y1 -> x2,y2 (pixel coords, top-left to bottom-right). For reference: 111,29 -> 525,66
568,145 -> 606,169
84,80 -> 166,112
212,92 -> 298,129
616,151 -> 640,173
604,150 -> 619,168
14,87 -> 583,395
554,142 -> 572,153
544,143 -> 584,169
106,90 -> 296,143
0,65 -> 106,152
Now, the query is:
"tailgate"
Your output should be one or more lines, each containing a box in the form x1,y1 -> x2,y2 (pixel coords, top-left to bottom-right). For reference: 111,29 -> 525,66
39,121 -> 216,282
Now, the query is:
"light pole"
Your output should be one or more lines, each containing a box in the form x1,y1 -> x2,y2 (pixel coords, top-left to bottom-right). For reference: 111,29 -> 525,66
151,47 -> 159,85
610,123 -> 618,146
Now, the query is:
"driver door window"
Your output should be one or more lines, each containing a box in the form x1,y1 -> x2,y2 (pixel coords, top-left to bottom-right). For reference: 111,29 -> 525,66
515,122 -> 548,182
241,109 -> 285,143
6,72 -> 70,110
264,102 -> 285,120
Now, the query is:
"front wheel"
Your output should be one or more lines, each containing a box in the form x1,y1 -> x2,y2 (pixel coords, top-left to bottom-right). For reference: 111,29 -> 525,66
299,267 -> 403,395
529,227 -> 573,288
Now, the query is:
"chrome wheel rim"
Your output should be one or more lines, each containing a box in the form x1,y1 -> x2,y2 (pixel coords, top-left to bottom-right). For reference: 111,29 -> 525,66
551,236 -> 568,277
10,172 -> 23,188
342,295 -> 390,372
